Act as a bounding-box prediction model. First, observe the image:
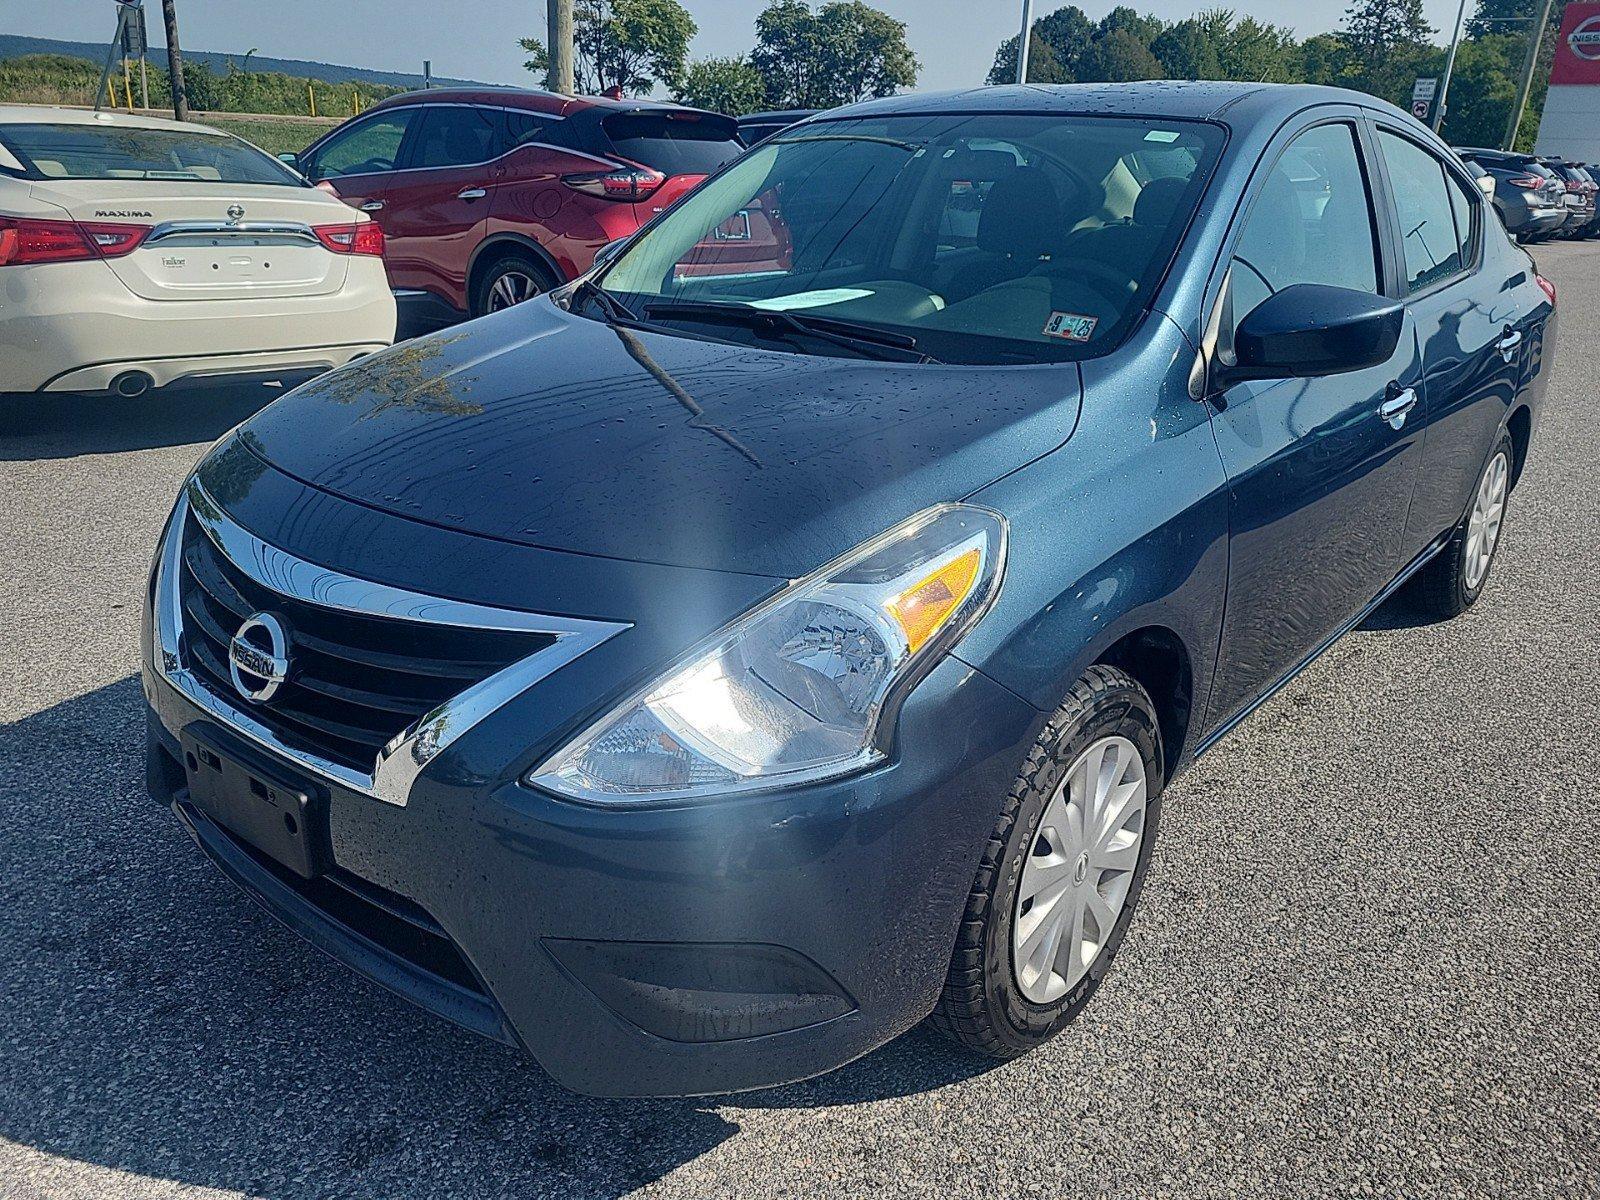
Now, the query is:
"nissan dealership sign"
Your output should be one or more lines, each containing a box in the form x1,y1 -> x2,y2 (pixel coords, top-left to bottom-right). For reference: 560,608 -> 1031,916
1536,2 -> 1600,159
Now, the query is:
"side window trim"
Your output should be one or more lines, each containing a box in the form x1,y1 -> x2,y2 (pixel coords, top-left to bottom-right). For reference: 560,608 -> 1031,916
1366,120 -> 1482,299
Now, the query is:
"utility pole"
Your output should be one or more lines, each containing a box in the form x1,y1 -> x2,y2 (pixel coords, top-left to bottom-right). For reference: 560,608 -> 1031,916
1503,0 -> 1556,149
162,0 -> 189,119
1433,0 -> 1468,132
547,0 -> 575,94
1015,0 -> 1036,84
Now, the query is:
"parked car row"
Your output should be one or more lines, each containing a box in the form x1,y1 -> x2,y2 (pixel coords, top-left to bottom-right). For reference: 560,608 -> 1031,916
1455,146 -> 1600,242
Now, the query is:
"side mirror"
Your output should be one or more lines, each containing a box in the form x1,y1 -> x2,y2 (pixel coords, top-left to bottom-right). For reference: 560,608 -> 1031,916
592,237 -> 627,272
278,152 -> 300,171
1229,284 -> 1404,381
1477,174 -> 1497,198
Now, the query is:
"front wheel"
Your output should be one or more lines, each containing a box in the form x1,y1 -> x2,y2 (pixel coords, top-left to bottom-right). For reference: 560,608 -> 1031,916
929,665 -> 1164,1057
1408,432 -> 1513,618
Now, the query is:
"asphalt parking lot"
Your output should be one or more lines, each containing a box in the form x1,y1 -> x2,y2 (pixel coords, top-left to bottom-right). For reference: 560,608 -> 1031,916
2,240 -> 1597,1200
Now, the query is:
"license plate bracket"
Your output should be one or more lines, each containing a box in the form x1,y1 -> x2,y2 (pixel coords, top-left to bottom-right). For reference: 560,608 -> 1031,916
181,727 -> 329,880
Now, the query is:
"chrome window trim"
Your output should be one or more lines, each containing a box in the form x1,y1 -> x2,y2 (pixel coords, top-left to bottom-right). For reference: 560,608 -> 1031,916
152,478 -> 629,808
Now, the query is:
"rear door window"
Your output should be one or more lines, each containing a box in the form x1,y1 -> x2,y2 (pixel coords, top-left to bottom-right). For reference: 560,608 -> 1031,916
602,113 -> 743,176
409,106 -> 500,170
1377,130 -> 1467,293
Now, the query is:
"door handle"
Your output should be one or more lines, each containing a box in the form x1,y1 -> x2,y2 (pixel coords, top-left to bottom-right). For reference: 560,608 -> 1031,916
457,187 -> 488,201
1496,328 -> 1523,363
1378,386 -> 1418,430
360,200 -> 385,212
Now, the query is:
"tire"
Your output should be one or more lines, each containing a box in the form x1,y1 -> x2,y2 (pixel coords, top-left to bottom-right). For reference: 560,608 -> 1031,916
470,252 -> 558,318
929,664 -> 1164,1057
1408,432 -> 1513,619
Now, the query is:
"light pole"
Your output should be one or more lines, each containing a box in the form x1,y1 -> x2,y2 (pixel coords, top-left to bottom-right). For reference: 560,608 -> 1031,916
1433,0 -> 1468,132
1016,0 -> 1035,85
1503,0 -> 1557,150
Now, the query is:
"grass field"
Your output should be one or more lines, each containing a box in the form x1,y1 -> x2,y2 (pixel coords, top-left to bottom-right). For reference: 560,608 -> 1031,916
200,114 -> 340,156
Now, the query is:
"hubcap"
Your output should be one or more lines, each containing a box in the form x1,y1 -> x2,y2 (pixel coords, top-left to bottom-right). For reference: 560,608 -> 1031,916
1013,734 -> 1148,1004
1464,451 -> 1508,591
488,270 -> 540,312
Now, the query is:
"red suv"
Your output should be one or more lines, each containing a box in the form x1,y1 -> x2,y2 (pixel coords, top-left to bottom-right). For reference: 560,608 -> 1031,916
289,88 -> 745,326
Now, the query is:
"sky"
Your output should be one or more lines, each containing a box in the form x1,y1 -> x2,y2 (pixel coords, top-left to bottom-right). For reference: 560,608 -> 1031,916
1,0 -> 1476,93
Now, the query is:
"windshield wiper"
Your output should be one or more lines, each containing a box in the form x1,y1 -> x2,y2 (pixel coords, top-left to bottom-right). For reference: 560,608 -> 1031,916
643,300 -> 936,363
570,277 -> 642,326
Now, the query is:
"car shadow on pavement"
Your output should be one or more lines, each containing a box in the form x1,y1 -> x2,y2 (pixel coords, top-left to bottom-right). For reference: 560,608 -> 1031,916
0,678 -> 994,1198
0,386 -> 285,461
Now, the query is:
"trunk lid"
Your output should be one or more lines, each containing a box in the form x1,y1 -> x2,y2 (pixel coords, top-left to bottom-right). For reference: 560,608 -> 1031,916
32,181 -> 352,302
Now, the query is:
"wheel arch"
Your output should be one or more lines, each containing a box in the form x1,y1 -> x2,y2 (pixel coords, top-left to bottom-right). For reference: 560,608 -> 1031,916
1506,403 -> 1533,490
467,234 -> 566,303
1090,625 -> 1194,783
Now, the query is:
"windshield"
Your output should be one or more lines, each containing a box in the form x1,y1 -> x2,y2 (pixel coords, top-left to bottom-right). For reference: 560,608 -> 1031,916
597,113 -> 1224,365
0,123 -> 304,186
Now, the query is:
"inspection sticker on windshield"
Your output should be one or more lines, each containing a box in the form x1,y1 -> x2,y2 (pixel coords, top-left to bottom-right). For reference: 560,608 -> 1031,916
1043,311 -> 1099,342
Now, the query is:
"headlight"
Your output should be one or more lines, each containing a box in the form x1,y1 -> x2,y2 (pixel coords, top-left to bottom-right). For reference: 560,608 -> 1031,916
528,504 -> 1006,804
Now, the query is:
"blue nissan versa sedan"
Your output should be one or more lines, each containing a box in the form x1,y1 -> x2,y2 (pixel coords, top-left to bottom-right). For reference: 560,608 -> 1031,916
143,83 -> 1557,1097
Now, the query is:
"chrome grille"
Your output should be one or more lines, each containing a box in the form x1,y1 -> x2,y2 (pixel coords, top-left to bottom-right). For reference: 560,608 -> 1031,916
177,513 -> 557,773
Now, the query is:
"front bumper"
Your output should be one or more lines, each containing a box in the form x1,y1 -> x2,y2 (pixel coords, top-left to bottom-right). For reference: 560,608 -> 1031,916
146,654 -> 1037,1096
140,464 -> 1041,1096
1,259 -> 396,393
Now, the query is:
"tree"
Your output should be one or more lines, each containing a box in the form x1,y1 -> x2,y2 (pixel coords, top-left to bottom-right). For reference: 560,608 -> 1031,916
518,37 -> 551,81
1295,31 -> 1356,85
161,0 -> 188,119
1214,15 -> 1299,82
1077,28 -> 1165,81
674,56 -> 768,114
988,4 -> 1097,84
752,1 -> 918,109
1339,0 -> 1436,102
1152,20 -> 1224,79
1097,6 -> 1166,48
987,30 -> 1072,84
524,0 -> 696,96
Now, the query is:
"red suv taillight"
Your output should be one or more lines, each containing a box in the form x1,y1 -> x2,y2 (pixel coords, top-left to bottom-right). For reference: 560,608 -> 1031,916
562,166 -> 667,202
0,216 -> 150,266
313,221 -> 385,256
1536,274 -> 1556,308
1508,174 -> 1545,190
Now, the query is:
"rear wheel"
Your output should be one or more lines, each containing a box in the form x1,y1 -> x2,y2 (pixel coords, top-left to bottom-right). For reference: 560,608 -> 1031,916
1409,432 -> 1513,618
929,665 -> 1163,1057
471,252 -> 558,318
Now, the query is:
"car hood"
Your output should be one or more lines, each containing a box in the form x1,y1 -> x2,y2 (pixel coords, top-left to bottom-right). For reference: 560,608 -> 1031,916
238,299 -> 1082,578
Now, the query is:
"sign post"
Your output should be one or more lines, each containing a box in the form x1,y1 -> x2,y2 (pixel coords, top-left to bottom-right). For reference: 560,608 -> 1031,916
95,0 -> 142,114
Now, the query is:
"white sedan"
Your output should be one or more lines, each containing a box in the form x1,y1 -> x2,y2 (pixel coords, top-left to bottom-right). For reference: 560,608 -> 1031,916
0,106 -> 395,398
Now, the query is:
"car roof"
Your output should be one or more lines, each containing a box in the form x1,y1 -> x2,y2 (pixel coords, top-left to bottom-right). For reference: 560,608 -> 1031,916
819,81 -> 1404,123
738,110 -> 819,124
365,87 -> 720,121
0,105 -> 231,136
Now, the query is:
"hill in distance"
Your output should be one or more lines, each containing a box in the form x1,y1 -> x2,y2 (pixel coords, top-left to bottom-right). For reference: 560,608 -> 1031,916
0,34 -> 495,90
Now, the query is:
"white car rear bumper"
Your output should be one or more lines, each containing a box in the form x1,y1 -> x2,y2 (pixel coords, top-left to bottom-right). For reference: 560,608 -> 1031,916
0,259 -> 396,394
